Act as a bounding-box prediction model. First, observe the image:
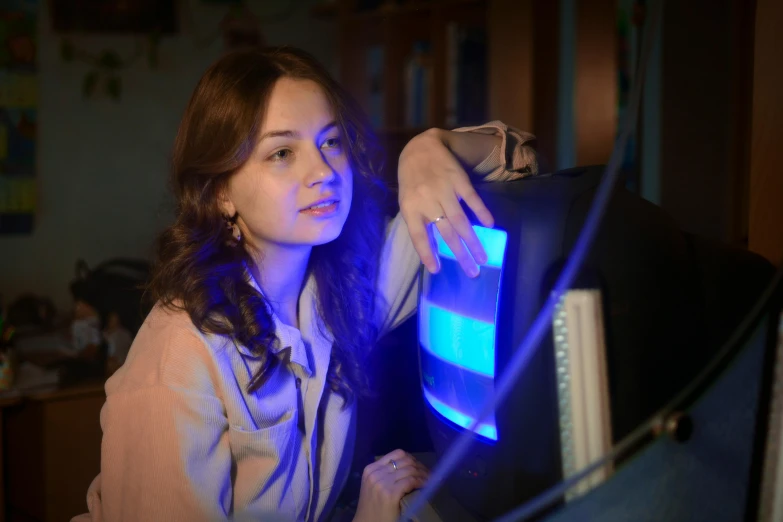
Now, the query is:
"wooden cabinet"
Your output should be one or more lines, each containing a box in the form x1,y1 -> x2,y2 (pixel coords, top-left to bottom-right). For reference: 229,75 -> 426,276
2,383 -> 104,522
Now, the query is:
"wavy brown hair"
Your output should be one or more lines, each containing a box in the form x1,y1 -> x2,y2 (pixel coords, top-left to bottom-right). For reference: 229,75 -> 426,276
148,46 -> 387,404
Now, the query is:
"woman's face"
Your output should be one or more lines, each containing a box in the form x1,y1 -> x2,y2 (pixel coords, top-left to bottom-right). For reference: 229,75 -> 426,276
221,77 -> 353,252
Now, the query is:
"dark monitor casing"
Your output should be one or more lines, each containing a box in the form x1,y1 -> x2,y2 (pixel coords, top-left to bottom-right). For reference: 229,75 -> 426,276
420,165 -> 774,520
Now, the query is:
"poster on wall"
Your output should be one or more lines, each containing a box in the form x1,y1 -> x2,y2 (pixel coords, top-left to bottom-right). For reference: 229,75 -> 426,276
0,0 -> 36,235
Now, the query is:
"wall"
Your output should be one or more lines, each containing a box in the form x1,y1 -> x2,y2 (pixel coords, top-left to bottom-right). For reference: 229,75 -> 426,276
555,0 -> 576,170
0,0 -> 335,310
640,16 -> 662,206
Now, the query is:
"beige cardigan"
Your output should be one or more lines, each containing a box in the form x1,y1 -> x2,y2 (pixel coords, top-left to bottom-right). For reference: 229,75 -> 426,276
73,122 -> 537,522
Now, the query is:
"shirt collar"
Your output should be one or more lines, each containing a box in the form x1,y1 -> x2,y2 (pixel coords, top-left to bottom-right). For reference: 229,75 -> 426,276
243,266 -> 331,376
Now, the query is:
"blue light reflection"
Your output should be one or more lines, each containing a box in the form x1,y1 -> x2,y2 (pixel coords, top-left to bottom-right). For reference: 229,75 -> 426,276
434,225 -> 508,268
420,298 -> 495,377
423,388 -> 498,441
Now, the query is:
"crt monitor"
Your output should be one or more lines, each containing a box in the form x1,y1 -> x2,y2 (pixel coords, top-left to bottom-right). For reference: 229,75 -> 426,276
417,165 -> 775,520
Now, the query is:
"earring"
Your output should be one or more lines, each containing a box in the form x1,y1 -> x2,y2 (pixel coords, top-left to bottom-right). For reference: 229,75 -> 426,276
224,214 -> 241,244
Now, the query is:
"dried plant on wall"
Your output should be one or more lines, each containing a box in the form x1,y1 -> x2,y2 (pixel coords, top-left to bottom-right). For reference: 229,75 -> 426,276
54,0 -> 303,101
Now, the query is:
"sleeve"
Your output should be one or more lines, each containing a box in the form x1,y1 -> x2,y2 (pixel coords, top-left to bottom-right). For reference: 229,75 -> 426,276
375,121 -> 539,337
95,386 -> 232,522
454,120 -> 539,181
91,321 -> 233,522
376,212 -> 422,338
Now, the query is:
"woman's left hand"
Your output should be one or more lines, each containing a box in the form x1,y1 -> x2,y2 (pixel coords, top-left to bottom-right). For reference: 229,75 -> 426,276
398,128 -> 494,277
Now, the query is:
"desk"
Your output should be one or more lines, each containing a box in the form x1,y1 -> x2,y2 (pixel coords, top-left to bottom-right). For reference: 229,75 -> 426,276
0,394 -> 21,522
401,453 -> 479,522
0,380 -> 105,522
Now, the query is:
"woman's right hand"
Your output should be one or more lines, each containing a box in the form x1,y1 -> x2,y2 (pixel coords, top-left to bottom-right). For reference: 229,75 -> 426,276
353,449 -> 430,522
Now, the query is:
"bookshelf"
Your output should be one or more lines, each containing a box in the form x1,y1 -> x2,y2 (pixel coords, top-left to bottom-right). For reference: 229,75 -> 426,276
312,0 -> 618,185
312,0 -> 523,184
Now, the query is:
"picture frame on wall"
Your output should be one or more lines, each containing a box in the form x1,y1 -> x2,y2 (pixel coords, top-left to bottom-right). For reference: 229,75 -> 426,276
50,0 -> 179,34
0,0 -> 37,235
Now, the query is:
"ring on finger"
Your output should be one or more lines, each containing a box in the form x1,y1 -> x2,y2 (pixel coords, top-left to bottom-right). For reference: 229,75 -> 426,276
390,459 -> 398,471
430,215 -> 446,225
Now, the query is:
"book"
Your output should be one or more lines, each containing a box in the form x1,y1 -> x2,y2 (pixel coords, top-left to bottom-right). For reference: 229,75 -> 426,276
365,45 -> 384,129
445,23 -> 488,128
404,41 -> 432,128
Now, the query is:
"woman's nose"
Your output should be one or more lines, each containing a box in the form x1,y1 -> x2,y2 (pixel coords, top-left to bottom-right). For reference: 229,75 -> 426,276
306,149 -> 337,187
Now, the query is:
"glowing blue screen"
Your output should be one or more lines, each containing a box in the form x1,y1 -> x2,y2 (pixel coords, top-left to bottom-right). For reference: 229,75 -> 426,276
419,225 -> 508,442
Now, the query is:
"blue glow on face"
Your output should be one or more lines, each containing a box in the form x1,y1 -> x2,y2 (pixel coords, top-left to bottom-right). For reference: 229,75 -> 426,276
420,298 -> 495,377
434,225 -> 508,268
423,388 -> 498,441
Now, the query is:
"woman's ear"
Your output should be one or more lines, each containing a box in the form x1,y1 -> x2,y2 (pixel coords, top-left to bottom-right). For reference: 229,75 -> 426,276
218,187 -> 236,219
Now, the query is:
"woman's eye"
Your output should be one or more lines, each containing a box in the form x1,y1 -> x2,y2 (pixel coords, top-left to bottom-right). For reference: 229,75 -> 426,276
322,137 -> 341,150
270,149 -> 292,162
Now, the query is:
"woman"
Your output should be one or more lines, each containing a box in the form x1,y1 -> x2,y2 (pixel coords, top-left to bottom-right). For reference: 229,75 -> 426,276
76,46 -> 538,522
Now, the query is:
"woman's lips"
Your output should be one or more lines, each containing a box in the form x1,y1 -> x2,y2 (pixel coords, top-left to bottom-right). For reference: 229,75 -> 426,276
300,200 -> 339,217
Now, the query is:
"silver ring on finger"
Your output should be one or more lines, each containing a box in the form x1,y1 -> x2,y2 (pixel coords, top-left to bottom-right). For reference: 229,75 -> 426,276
390,459 -> 398,471
430,215 -> 446,225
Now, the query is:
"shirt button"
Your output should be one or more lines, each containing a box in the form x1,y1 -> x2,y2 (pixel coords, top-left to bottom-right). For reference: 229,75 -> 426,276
295,377 -> 302,389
